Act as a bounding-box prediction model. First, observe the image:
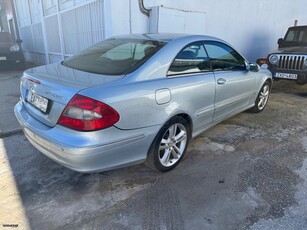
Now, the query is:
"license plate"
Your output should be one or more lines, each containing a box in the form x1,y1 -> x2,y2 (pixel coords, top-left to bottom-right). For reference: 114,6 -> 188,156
27,91 -> 49,113
0,56 -> 6,61
274,72 -> 298,80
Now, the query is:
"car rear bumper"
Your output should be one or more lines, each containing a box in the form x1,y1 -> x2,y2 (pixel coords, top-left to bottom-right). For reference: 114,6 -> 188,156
14,101 -> 160,173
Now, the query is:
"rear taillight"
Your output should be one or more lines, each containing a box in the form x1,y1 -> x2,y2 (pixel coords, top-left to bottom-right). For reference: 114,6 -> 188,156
58,94 -> 120,131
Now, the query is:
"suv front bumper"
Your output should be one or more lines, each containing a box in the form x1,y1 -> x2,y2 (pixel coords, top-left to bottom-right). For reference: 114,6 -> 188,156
269,67 -> 307,84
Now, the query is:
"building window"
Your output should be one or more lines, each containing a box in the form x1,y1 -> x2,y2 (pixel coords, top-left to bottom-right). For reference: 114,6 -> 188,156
168,41 -> 211,76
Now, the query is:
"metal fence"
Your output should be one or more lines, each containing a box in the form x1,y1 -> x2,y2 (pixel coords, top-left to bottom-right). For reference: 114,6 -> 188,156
14,0 -> 104,64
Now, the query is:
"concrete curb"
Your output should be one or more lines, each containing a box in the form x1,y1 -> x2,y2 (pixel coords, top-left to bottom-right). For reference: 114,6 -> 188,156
0,129 -> 23,139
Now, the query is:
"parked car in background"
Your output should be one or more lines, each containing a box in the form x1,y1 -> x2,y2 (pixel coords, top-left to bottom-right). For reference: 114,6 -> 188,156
14,34 -> 272,173
0,31 -> 25,69
267,25 -> 307,85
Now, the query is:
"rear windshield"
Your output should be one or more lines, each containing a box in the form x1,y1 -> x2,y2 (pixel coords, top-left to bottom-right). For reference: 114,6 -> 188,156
0,33 -> 13,42
62,38 -> 166,75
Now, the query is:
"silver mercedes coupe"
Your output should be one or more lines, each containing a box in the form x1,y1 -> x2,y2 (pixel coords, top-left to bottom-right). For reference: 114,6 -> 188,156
14,34 -> 272,173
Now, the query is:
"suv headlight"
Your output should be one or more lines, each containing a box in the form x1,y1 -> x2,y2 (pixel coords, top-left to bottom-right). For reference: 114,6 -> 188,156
10,45 -> 20,52
269,55 -> 278,65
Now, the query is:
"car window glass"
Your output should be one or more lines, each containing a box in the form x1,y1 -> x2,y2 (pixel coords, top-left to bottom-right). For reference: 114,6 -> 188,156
286,30 -> 295,41
135,44 -> 155,60
204,42 -> 246,71
168,42 -> 211,76
62,38 -> 166,75
298,31 -> 304,42
103,43 -> 134,60
102,43 -> 155,61
285,29 -> 307,42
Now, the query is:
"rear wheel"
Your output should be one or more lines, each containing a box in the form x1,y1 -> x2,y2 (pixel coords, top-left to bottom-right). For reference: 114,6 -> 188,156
145,116 -> 190,172
250,81 -> 270,113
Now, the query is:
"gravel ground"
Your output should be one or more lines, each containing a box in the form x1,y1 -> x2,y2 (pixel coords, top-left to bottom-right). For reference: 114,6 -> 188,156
0,76 -> 306,230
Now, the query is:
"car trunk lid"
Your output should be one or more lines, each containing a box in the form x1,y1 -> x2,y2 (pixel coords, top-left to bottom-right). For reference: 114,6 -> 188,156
20,63 -> 124,127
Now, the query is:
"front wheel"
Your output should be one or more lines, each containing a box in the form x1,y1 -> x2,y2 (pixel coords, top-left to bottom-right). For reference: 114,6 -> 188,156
249,81 -> 270,113
145,117 -> 191,172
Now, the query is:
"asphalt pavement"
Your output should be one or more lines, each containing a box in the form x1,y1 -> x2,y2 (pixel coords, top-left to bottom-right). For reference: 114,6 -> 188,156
0,69 -> 23,137
0,68 -> 307,230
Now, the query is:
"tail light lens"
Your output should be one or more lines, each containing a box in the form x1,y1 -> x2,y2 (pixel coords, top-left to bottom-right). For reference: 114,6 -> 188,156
58,94 -> 120,131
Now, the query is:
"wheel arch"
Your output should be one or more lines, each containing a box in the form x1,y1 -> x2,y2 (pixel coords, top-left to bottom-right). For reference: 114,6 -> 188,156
145,112 -> 193,172
266,78 -> 273,89
171,113 -> 193,139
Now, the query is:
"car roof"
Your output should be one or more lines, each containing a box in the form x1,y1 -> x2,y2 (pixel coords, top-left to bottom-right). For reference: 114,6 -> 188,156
288,25 -> 307,30
110,33 -> 222,43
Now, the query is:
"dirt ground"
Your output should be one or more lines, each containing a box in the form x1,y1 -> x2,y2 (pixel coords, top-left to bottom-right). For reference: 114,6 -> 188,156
0,74 -> 307,229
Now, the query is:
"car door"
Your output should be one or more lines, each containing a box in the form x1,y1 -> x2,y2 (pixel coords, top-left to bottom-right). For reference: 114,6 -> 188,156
204,41 -> 256,122
167,41 -> 216,134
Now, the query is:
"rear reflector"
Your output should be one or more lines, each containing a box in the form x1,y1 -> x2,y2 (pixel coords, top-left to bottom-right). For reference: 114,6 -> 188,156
25,77 -> 41,84
58,94 -> 120,131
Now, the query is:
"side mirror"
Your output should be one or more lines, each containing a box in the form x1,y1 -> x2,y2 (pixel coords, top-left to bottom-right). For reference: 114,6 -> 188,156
247,62 -> 260,72
16,39 -> 23,43
277,38 -> 284,45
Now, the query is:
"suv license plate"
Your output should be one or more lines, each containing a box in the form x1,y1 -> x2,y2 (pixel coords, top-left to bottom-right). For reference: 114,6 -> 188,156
0,57 -> 6,61
27,91 -> 49,113
274,72 -> 298,80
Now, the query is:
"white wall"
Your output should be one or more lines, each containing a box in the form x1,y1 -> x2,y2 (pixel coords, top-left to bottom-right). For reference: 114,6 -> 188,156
14,0 -> 307,64
106,0 -> 307,62
202,0 -> 307,61
104,0 -> 148,37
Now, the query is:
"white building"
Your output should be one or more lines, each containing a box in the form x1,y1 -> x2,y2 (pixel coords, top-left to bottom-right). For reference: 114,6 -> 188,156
13,0 -> 307,64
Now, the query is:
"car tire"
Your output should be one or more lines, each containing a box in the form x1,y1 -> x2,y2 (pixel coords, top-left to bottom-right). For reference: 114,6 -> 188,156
145,116 -> 191,172
249,81 -> 271,113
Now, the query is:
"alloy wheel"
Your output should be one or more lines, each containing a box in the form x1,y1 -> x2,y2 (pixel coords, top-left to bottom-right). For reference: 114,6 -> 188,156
158,123 -> 187,167
258,85 -> 269,110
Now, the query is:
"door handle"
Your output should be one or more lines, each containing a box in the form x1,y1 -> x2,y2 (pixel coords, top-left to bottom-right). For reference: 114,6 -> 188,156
217,78 -> 226,85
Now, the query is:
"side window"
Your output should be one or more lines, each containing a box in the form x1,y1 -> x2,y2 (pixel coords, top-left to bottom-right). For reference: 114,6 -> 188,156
298,31 -> 305,42
168,42 -> 211,76
204,42 -> 246,71
285,30 -> 295,41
